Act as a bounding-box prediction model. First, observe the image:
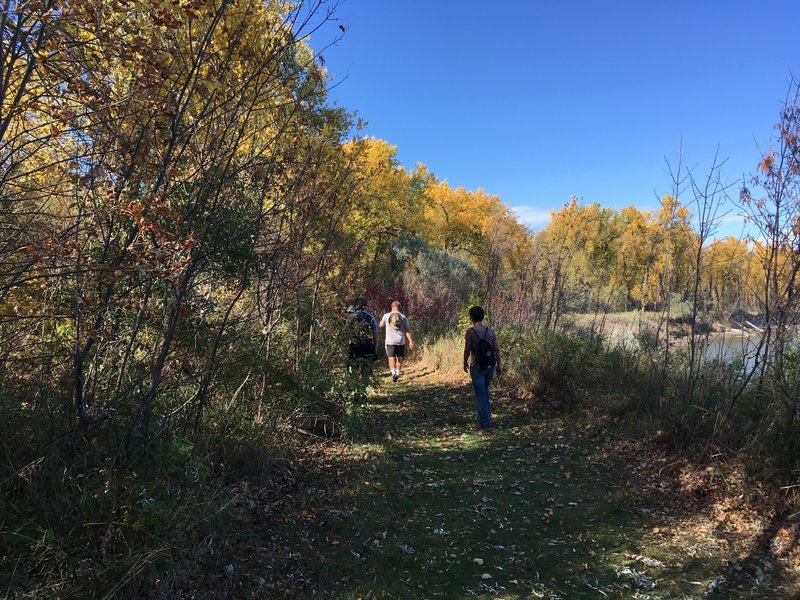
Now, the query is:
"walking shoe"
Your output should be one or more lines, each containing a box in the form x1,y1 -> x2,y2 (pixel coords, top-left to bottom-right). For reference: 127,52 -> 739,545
392,374 -> 399,382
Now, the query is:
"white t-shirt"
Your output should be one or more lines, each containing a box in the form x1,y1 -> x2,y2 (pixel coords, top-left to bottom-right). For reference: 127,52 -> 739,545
380,311 -> 410,345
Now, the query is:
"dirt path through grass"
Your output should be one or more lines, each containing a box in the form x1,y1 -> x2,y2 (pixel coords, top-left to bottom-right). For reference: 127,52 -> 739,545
285,365 -> 798,599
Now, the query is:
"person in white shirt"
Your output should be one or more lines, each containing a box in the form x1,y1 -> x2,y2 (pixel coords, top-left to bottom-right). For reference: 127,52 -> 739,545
378,300 -> 414,382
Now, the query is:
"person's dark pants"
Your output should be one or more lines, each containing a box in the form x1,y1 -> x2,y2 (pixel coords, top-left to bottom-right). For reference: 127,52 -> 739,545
348,341 -> 376,360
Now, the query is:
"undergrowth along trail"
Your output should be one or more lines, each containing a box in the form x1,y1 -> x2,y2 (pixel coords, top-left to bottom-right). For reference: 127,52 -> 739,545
302,364 -> 800,599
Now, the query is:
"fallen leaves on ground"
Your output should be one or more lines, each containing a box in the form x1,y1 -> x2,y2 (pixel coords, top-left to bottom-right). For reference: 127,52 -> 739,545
190,364 -> 800,599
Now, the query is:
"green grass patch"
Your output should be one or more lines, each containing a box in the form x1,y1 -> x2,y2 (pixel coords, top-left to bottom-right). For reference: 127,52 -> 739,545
304,374 -> 799,599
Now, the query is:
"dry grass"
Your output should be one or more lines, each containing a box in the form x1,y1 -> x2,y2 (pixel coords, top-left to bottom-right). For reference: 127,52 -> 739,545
564,310 -> 663,336
413,334 -> 465,377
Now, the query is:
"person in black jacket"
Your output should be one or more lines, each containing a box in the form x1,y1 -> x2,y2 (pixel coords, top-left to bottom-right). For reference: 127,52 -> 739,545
347,298 -> 378,360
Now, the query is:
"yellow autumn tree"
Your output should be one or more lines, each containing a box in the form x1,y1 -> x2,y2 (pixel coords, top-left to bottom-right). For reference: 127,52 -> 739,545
418,181 -> 531,306
339,137 -> 431,288
702,237 -> 760,313
1,0 -> 358,436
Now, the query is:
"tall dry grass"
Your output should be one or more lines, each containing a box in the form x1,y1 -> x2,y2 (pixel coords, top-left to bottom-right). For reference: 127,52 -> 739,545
414,334 -> 467,377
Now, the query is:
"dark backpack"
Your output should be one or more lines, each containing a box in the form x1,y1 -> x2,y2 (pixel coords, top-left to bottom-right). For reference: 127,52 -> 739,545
350,310 -> 374,343
471,327 -> 497,369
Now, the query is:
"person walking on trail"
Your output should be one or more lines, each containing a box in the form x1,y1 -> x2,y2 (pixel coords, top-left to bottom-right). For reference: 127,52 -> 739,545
463,305 -> 501,430
347,298 -> 378,360
379,300 -> 414,382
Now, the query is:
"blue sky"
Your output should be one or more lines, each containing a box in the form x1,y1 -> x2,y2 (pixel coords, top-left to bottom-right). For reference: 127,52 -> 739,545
312,1 -> 800,236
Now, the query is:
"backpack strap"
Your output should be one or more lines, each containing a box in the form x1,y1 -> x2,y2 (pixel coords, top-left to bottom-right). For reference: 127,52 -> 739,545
470,326 -> 487,342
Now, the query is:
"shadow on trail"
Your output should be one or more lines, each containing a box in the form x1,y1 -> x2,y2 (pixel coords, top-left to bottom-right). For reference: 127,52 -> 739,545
295,368 -> 799,599
355,378 -> 477,444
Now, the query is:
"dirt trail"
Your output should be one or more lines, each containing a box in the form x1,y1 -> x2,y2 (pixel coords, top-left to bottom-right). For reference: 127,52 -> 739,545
259,365 -> 799,599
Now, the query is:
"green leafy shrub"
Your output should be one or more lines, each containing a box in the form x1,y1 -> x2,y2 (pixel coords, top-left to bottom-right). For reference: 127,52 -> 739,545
503,329 -> 588,406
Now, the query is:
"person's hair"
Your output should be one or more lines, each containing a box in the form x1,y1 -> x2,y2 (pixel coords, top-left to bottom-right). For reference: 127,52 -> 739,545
468,305 -> 485,323
391,300 -> 401,310
356,296 -> 367,309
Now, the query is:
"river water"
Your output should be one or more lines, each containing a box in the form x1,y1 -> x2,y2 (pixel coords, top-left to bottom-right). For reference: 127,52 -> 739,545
700,331 -> 762,370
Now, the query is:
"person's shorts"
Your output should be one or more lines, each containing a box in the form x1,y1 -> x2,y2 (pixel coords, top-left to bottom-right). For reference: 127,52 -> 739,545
385,344 -> 406,358
349,341 -> 376,359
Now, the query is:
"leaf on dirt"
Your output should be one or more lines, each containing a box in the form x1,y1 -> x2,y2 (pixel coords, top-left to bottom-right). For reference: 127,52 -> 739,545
398,544 -> 414,555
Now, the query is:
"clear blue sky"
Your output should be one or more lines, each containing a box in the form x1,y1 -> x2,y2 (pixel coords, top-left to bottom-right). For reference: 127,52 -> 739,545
311,1 -> 800,236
